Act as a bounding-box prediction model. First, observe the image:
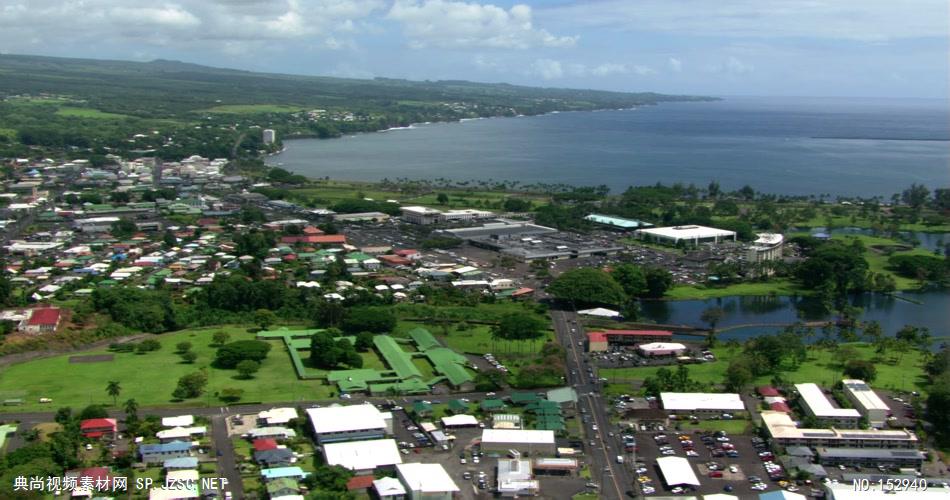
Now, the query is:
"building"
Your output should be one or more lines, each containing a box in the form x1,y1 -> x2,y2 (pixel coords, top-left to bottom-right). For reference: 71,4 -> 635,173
263,129 -> 276,145
80,418 -> 117,439
441,414 -> 479,428
23,307 -> 61,334
162,415 -> 194,428
586,329 -> 673,351
255,448 -> 296,468
306,404 -> 391,443
322,439 -> 402,474
660,393 -> 745,416
73,216 -> 121,233
841,379 -> 890,428
480,429 -> 556,455
156,426 -> 206,443
760,492 -> 807,500
496,459 -> 539,497
760,411 -> 918,449
815,447 -> 926,470
258,407 -> 299,426
638,342 -> 688,357
748,233 -> 785,274
634,225 -> 737,246
583,214 -> 653,231
533,458 -> 579,475
396,463 -> 460,500
656,456 -> 701,488
374,477 -> 407,500
163,457 -> 198,470
400,206 -> 444,225
139,442 -> 192,463
795,383 -> 861,428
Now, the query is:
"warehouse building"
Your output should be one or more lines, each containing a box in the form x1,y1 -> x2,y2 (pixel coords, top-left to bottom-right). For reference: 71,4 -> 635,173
396,463 -> 460,500
841,379 -> 890,428
322,439 -> 402,475
795,383 -> 861,428
660,392 -> 745,416
815,447 -> 926,470
634,225 -> 737,246
306,404 -> 392,444
638,342 -> 688,357
583,214 -> 653,231
760,411 -> 918,449
480,429 -> 556,455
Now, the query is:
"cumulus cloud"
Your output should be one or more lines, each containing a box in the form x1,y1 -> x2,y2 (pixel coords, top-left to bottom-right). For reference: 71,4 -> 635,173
590,63 -> 627,76
529,58 -> 563,80
668,57 -> 682,72
387,0 -> 577,49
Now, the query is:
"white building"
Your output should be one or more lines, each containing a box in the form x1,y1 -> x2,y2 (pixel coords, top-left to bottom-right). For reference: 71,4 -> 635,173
306,404 -> 392,443
760,411 -> 918,448
322,439 -> 402,474
73,217 -> 121,233
396,463 -> 460,500
400,206 -> 443,225
656,456 -> 700,487
795,383 -> 861,428
480,429 -> 556,454
634,225 -> 737,245
638,342 -> 687,357
748,233 -> 785,268
263,129 -> 276,145
373,477 -> 407,500
660,392 -> 745,415
841,379 -> 890,428
258,407 -> 299,426
496,459 -> 539,497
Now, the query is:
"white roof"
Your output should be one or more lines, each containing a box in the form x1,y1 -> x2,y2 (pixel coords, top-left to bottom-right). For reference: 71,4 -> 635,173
760,411 -> 917,443
323,439 -> 402,471
753,233 -> 784,246
661,392 -> 744,411
156,426 -> 206,440
396,463 -> 460,494
636,225 -> 736,242
795,383 -> 861,418
577,307 -> 620,317
149,486 -> 199,500
373,477 -> 407,496
656,456 -> 701,486
401,205 -> 442,214
165,469 -> 199,483
761,492 -> 807,500
481,429 -> 555,445
704,495 -> 739,500
639,342 -> 687,351
841,379 -> 889,412
248,426 -> 296,439
441,414 -> 478,427
259,407 -> 298,425
307,404 -> 387,434
162,415 -> 194,427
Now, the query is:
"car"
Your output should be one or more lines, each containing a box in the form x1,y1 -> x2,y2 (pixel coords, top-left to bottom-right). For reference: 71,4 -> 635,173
709,471 -> 723,478
671,487 -> 684,494
400,448 -> 410,455
592,425 -> 598,431
642,486 -> 656,494
85,444 -> 93,450
462,472 -> 472,480
662,450 -> 676,455
459,458 -> 466,464
472,456 -> 480,464
729,466 -> 738,473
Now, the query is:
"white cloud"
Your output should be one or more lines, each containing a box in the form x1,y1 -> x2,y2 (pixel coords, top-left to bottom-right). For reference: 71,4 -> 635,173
388,0 -> 577,49
631,65 -> 656,76
529,58 -> 563,80
724,56 -> 753,74
668,57 -> 682,72
544,0 -> 949,42
590,63 -> 627,76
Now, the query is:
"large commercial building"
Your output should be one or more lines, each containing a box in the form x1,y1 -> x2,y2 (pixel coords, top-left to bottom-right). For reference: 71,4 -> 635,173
760,411 -> 918,449
748,233 -> 785,264
496,459 -> 539,497
306,404 -> 392,443
395,463 -> 460,500
841,379 -> 890,428
583,214 -> 653,231
660,392 -> 745,416
814,447 -> 926,470
795,383 -> 861,428
634,225 -> 737,246
638,342 -> 688,357
400,206 -> 493,225
480,429 -> 556,455
586,329 -> 673,352
322,439 -> 402,474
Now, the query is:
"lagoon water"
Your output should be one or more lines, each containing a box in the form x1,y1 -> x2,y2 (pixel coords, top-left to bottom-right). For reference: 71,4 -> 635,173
269,96 -> 950,197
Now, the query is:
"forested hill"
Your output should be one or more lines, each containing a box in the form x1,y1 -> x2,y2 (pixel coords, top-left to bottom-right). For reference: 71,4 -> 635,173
0,53 -> 712,118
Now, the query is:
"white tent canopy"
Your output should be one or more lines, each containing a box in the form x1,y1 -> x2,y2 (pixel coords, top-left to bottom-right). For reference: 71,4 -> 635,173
577,307 -> 620,318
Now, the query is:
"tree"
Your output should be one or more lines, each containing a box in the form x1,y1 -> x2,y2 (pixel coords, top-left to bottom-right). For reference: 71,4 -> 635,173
123,399 -> 139,424
643,266 -> 674,298
700,306 -> 725,331
214,340 -> 272,368
436,193 -> 449,205
901,183 -> 930,211
611,263 -> 648,297
106,381 -> 121,406
180,351 -> 198,364
172,371 -> 208,400
547,267 -> 626,306
843,359 -> 877,383
309,331 -> 361,369
175,341 -> 192,354
474,368 -> 506,392
354,331 -> 375,352
110,218 -> 137,238
725,359 -> 754,392
341,306 -> 396,334
219,388 -> 244,403
926,373 -> 950,446
162,230 -> 178,248
79,404 -> 108,420
235,360 -> 261,379
491,312 -> 547,348
253,309 -> 277,330
212,331 -> 230,346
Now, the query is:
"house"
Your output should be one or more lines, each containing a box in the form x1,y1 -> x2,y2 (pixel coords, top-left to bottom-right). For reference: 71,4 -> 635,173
23,307 -> 61,334
374,477 -> 407,500
258,407 -> 298,426
156,426 -> 206,443
260,466 -> 308,482
254,448 -> 295,467
163,457 -> 198,470
322,439 -> 402,474
265,477 -> 301,498
253,438 -> 279,452
306,404 -> 391,443
247,426 -> 297,440
80,418 -> 117,439
139,441 -> 192,463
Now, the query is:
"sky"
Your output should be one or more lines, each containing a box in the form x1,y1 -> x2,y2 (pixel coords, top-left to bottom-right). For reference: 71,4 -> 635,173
0,0 -> 947,98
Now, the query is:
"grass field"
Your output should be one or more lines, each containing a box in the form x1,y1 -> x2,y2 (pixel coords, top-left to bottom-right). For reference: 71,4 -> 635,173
204,104 -> 304,114
55,106 -> 131,119
690,419 -> 751,434
0,325 -> 335,412
601,343 -> 929,395
400,322 -> 554,357
666,279 -> 805,300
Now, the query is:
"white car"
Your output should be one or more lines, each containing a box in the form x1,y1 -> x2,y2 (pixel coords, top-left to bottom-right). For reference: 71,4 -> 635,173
729,466 -> 738,473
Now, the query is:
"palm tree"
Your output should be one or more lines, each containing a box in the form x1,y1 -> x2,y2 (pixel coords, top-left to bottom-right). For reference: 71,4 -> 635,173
106,381 -> 121,406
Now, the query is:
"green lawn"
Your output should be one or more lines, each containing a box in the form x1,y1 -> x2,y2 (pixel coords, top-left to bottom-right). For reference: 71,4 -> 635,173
0,325 -> 335,412
803,232 -> 937,290
601,343 -> 929,395
666,280 -> 805,300
430,324 -> 554,356
690,419 -> 751,434
204,104 -> 304,114
55,106 -> 131,119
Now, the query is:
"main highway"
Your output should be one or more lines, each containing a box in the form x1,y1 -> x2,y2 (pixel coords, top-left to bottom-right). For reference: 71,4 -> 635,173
551,308 -> 635,500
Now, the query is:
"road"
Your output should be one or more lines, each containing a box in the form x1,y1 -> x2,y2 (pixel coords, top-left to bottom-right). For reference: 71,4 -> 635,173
210,412 -> 243,499
551,308 -> 634,500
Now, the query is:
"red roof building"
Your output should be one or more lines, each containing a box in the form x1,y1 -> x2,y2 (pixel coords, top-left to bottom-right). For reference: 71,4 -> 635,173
302,226 -> 324,235
770,402 -> 792,413
253,438 -> 279,452
80,418 -> 117,439
585,329 -> 673,351
378,255 -> 412,267
393,249 -> 421,259
758,386 -> 781,397
346,475 -> 376,491
24,307 -> 61,334
310,235 -> 347,245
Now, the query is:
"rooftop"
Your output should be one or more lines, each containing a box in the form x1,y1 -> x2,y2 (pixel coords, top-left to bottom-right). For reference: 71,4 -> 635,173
760,411 -> 917,443
656,456 -> 700,487
795,383 -> 861,418
323,439 -> 402,472
660,392 -> 744,411
481,429 -> 555,445
396,463 -> 460,493
306,404 -> 387,434
841,379 -> 890,412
